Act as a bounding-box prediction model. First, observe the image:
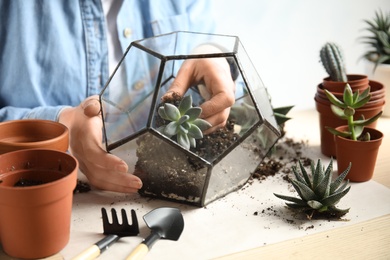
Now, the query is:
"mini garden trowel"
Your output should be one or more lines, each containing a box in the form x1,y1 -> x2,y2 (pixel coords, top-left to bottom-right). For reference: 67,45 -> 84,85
126,207 -> 184,260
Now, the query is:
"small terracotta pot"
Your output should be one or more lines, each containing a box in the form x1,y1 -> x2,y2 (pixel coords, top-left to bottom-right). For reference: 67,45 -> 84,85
0,120 -> 69,154
315,96 -> 383,157
322,74 -> 369,92
0,149 -> 78,259
334,126 -> 383,182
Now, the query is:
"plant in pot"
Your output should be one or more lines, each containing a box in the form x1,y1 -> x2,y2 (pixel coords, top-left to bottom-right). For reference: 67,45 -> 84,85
274,158 -> 351,220
99,31 -> 281,207
315,42 -> 385,157
360,9 -> 390,116
319,42 -> 369,92
324,83 -> 383,182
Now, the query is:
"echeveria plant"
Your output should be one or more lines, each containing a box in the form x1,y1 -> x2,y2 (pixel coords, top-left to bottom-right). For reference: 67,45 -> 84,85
157,95 -> 211,150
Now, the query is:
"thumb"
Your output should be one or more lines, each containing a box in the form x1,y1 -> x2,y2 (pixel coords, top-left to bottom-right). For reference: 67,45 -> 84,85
82,95 -> 101,117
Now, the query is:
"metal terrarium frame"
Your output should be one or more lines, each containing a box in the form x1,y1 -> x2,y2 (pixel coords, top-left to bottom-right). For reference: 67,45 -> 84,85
99,31 -> 281,206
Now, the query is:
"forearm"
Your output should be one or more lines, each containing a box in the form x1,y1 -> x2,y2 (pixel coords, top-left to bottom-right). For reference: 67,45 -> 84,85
0,105 -> 70,122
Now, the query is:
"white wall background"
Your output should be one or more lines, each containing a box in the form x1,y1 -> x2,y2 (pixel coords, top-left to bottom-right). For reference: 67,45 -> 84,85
212,0 -> 389,110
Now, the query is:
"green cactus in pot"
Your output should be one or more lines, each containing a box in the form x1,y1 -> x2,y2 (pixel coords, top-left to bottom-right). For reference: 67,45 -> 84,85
157,95 -> 212,150
324,84 -> 382,141
320,42 -> 348,82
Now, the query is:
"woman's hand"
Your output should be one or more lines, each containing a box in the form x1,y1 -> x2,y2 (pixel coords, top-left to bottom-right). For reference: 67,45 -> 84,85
59,95 -> 143,193
163,56 -> 236,134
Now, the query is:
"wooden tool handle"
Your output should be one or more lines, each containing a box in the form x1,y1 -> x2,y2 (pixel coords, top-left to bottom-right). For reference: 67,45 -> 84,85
126,243 -> 149,260
71,245 -> 100,260
72,235 -> 119,260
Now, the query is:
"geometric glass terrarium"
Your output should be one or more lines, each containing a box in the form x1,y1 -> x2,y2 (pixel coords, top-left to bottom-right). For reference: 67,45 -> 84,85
99,31 -> 281,207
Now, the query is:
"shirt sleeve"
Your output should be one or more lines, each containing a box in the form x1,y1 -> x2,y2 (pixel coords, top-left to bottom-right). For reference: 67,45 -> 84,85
0,106 -> 71,122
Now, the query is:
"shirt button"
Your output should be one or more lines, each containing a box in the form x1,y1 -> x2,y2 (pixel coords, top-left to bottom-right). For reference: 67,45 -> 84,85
133,81 -> 145,90
123,28 -> 132,38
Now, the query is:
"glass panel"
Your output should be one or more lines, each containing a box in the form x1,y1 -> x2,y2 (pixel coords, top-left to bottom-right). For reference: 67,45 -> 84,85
135,31 -> 239,57
101,46 -> 161,148
235,41 -> 278,129
131,132 -> 210,205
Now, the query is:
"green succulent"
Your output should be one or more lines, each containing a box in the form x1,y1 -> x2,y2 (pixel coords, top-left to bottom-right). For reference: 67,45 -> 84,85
273,105 -> 294,126
324,84 -> 382,141
361,10 -> 390,71
274,159 -> 351,219
320,42 -> 348,82
157,95 -> 212,150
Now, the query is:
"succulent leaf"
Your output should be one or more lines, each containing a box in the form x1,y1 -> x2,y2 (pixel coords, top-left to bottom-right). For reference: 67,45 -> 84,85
291,179 -> 317,201
307,200 -> 324,210
312,159 -> 323,188
330,162 -> 351,193
343,85 -> 354,106
185,107 -> 202,121
314,166 -> 332,200
187,124 -> 203,139
299,160 -> 312,187
164,121 -> 179,137
330,105 -> 347,119
292,166 -> 307,185
325,126 -> 351,138
178,95 -> 192,115
164,103 -> 181,121
177,131 -> 190,150
273,193 -> 307,206
321,186 -> 351,207
189,136 -> 196,148
192,118 -> 212,131
325,89 -> 346,108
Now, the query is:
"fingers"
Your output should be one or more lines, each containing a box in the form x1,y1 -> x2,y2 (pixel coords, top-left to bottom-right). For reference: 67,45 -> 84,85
161,61 -> 194,101
162,58 -> 235,134
77,150 -> 143,193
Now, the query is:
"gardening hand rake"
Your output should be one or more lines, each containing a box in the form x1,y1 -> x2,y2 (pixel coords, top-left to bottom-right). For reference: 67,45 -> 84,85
72,208 -> 139,260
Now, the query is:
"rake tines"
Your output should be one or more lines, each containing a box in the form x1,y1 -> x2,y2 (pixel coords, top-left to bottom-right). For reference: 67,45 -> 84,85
101,208 -> 139,237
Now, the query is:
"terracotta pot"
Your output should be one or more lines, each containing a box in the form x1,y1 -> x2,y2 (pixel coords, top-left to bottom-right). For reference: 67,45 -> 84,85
0,149 -> 78,259
334,126 -> 383,182
315,96 -> 383,157
316,80 -> 385,104
0,120 -> 69,154
365,62 -> 390,117
322,74 -> 369,93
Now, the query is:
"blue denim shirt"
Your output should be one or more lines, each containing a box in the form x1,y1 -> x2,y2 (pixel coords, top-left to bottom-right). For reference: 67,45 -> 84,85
0,0 -> 215,121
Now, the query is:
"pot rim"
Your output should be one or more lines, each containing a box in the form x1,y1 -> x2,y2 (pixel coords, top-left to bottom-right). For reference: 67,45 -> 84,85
0,119 -> 68,147
0,148 -> 78,191
334,125 -> 384,143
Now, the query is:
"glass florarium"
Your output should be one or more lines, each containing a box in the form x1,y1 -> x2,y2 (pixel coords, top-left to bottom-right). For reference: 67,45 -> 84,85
99,31 -> 281,206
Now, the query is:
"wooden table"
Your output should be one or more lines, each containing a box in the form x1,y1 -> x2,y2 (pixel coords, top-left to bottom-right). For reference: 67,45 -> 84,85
217,109 -> 390,260
1,109 -> 389,260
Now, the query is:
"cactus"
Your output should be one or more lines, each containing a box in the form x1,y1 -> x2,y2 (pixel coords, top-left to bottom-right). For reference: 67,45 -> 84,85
157,95 -> 212,150
320,42 -> 348,82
